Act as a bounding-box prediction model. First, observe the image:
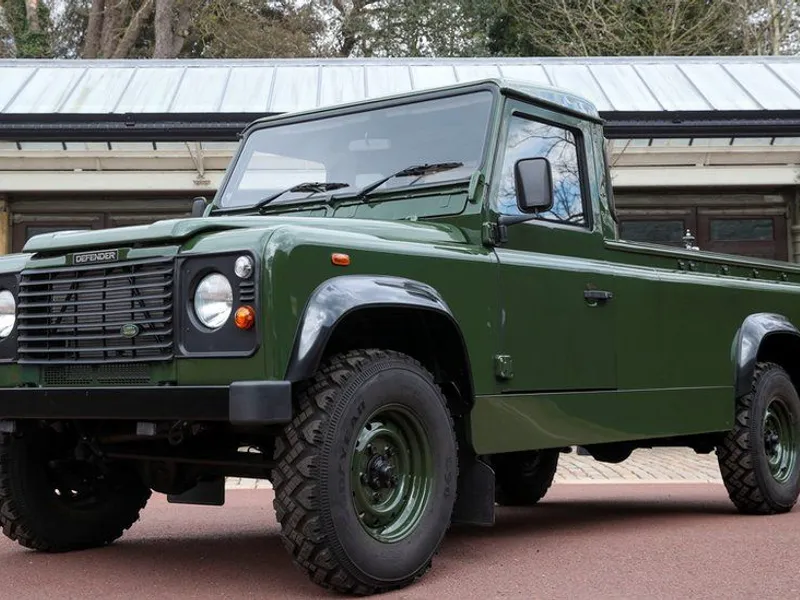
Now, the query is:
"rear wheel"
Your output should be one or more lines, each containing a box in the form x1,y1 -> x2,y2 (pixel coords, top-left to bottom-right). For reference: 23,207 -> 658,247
718,362 -> 800,514
272,349 -> 458,595
0,426 -> 151,551
494,448 -> 559,506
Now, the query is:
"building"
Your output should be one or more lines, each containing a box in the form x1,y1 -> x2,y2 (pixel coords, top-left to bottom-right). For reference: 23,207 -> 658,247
2,56 -> 800,261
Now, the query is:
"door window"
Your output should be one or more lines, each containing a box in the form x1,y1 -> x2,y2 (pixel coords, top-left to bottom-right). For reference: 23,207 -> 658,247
497,115 -> 587,228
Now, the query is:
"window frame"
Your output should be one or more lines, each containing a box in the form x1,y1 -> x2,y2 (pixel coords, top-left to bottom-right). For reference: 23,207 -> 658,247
494,108 -> 593,232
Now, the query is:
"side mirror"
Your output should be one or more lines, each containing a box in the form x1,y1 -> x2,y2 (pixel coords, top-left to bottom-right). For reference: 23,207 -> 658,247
191,196 -> 208,218
514,157 -> 553,213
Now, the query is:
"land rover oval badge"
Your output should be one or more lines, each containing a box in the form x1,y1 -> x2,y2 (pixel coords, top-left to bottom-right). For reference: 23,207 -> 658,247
120,323 -> 140,338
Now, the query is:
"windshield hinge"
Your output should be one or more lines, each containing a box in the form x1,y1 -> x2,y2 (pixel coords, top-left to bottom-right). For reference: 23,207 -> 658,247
481,221 -> 507,246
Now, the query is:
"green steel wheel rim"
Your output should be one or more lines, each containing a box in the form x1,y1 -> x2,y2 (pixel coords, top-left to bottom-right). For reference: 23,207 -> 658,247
350,404 -> 433,544
763,396 -> 798,484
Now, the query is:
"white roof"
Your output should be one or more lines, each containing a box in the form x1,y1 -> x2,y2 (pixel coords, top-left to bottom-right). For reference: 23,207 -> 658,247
3,56 -> 800,116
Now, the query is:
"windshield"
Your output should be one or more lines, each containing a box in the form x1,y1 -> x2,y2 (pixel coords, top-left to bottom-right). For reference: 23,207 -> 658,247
217,90 -> 494,209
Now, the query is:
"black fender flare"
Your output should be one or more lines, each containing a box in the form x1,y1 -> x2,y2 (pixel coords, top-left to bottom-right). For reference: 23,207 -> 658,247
733,312 -> 800,398
284,275 -> 473,394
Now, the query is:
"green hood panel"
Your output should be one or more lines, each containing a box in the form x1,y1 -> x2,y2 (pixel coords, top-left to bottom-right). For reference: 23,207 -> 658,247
21,218 -> 248,254
22,215 -> 469,255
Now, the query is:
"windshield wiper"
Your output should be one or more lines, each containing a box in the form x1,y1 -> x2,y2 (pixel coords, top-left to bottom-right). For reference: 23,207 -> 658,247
209,181 -> 350,215
352,162 -> 464,201
254,181 -> 350,212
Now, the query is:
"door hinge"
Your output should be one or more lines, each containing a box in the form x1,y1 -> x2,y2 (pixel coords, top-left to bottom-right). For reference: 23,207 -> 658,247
494,354 -> 513,380
482,222 -> 507,246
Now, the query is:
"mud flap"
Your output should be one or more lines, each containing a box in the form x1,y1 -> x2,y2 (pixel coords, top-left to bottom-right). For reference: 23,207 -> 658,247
167,477 -> 225,506
451,454 -> 495,526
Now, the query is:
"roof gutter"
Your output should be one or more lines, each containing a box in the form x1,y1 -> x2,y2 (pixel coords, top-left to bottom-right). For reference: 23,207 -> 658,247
3,110 -> 800,142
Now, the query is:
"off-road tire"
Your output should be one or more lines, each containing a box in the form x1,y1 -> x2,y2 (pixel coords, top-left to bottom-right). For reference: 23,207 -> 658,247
0,428 -> 151,552
717,361 -> 800,515
493,448 -> 559,506
272,349 -> 458,595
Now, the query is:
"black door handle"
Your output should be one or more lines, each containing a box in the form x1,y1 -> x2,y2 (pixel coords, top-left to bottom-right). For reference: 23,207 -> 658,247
584,289 -> 613,302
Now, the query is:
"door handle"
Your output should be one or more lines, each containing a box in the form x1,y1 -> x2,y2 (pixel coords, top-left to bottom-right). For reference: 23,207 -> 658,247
584,289 -> 613,303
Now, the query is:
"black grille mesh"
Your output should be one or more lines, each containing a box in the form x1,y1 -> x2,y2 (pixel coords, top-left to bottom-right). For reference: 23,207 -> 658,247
18,257 -> 174,364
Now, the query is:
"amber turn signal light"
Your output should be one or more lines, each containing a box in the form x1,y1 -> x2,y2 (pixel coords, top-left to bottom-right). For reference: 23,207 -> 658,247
331,253 -> 350,266
234,305 -> 255,330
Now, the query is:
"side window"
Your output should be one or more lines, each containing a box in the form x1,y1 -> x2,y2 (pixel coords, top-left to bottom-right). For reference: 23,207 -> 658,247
497,115 -> 587,228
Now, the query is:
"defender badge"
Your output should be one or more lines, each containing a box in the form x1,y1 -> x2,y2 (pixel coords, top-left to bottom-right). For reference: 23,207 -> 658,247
120,323 -> 140,338
70,249 -> 119,265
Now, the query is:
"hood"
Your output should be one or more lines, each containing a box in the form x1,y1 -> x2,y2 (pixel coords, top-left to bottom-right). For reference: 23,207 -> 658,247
21,214 -> 471,255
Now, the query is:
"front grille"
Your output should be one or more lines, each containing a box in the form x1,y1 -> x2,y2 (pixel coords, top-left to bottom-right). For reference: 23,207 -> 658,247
18,257 -> 174,364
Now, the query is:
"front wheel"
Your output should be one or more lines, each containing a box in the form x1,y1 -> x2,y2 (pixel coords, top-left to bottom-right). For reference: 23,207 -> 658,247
272,349 -> 458,595
0,426 -> 151,552
717,361 -> 800,514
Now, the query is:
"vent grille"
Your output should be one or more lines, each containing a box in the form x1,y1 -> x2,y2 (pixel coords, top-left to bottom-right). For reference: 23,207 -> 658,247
43,363 -> 151,386
18,257 -> 174,364
239,280 -> 256,303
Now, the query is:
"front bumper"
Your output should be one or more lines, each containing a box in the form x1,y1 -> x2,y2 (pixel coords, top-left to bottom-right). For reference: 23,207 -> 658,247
0,381 -> 293,425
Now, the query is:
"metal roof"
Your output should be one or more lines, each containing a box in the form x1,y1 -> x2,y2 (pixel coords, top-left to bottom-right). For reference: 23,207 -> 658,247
4,56 -> 800,140
4,56 -> 800,114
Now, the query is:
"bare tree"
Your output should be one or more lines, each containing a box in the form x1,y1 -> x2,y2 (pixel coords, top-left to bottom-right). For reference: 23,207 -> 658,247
502,0 -> 748,56
83,0 -> 156,58
740,0 -> 800,55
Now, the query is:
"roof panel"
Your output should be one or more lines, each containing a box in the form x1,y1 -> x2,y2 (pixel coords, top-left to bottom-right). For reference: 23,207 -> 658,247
114,67 -> 185,113
766,63 -> 800,99
170,67 -> 230,112
59,67 -> 135,113
497,64 -> 551,85
723,63 -> 800,109
454,64 -> 502,82
220,67 -> 274,113
409,65 -> 457,90
631,64 -> 711,111
364,65 -> 413,98
5,67 -> 86,113
587,64 -> 662,111
319,66 -> 366,107
0,67 -> 36,112
542,64 -> 613,111
678,64 -> 762,110
269,66 -> 319,112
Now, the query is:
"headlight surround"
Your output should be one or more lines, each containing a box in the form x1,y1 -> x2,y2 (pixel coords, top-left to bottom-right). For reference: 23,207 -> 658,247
0,290 -> 16,338
193,273 -> 233,330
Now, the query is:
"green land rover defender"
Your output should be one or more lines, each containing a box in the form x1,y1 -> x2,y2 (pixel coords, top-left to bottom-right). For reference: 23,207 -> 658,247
0,78 -> 799,595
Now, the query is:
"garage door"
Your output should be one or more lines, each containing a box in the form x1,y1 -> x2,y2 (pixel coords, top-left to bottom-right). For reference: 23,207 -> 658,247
10,194 -> 201,253
615,192 -> 789,262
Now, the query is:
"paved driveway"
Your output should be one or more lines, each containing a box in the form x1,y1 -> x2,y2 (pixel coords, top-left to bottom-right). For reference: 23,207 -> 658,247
1,481 -> 797,599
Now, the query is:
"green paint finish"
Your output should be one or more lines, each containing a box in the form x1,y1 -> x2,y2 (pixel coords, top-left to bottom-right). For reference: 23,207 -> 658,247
3,77 -> 800,462
262,221 -> 499,389
471,387 -> 733,454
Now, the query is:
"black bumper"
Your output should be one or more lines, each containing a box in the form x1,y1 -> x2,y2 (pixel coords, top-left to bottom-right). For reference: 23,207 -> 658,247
0,381 -> 293,425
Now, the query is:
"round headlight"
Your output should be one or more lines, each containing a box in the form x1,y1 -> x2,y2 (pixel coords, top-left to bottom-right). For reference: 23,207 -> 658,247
234,255 -> 253,279
193,273 -> 233,329
0,290 -> 15,338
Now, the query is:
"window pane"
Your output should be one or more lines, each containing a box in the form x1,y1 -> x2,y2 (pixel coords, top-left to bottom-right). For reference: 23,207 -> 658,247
709,218 -> 773,241
497,116 -> 585,227
619,220 -> 685,245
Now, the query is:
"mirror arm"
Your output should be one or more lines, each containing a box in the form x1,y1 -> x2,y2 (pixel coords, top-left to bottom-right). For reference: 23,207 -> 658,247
485,213 -> 540,246
498,213 -> 539,227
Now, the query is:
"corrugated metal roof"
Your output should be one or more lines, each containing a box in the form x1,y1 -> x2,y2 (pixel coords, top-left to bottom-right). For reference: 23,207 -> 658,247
3,56 -> 800,116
